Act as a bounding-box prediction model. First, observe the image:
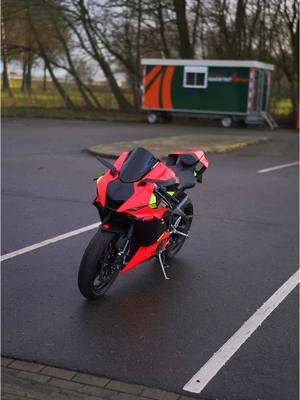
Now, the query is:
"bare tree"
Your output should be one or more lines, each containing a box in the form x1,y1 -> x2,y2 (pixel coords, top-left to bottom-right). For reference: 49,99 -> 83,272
1,10 -> 13,95
173,0 -> 194,58
62,0 -> 134,111
272,0 -> 299,118
2,0 -> 298,118
45,1 -> 101,109
25,0 -> 76,108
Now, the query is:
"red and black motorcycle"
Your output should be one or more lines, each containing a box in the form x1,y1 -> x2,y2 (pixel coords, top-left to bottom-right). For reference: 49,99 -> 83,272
78,147 -> 209,300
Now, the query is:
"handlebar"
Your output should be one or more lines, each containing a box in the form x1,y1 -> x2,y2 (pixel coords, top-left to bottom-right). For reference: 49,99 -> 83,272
153,185 -> 180,206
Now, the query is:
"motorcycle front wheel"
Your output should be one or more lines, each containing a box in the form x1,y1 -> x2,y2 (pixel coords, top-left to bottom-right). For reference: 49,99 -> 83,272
78,229 -> 119,300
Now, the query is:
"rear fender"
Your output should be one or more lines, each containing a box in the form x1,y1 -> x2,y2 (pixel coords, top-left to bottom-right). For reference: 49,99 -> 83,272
167,149 -> 209,169
167,149 -> 209,183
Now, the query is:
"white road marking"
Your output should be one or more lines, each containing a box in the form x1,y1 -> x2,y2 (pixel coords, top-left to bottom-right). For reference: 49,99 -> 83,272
183,270 -> 299,394
1,222 -> 100,262
257,161 -> 299,173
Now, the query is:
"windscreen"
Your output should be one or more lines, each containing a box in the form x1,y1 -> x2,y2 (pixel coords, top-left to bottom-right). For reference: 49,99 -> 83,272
120,147 -> 158,183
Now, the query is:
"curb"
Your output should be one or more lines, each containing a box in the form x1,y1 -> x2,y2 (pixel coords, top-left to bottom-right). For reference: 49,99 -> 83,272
2,357 -> 201,400
86,134 -> 268,159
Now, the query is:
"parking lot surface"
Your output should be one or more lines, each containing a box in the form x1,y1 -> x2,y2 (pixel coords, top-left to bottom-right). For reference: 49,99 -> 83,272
2,118 -> 299,400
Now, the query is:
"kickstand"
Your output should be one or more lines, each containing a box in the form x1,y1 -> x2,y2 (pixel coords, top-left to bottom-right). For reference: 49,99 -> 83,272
158,252 -> 170,280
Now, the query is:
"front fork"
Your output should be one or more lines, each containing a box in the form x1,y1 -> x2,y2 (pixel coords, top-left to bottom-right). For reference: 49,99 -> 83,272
112,222 -> 136,270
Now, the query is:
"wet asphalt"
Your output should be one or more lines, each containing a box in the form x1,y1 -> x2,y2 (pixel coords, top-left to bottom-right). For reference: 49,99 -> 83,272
1,118 -> 299,400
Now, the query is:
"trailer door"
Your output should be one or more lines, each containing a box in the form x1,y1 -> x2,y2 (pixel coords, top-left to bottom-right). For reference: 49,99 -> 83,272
252,70 -> 268,112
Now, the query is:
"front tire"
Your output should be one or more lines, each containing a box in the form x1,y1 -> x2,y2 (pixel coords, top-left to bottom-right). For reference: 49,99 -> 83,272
78,229 -> 119,300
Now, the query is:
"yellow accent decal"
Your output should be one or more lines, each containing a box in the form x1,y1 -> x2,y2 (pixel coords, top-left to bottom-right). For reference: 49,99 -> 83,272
96,175 -> 103,184
194,162 -> 200,177
149,193 -> 157,208
167,191 -> 175,196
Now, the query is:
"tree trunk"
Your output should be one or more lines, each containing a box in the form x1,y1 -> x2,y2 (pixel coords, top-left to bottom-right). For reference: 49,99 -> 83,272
128,74 -> 140,110
173,0 -> 194,58
78,0 -> 133,111
46,60 -> 74,109
79,81 -> 103,110
191,0 -> 201,54
43,60 -> 47,91
21,58 -> 27,92
26,51 -> 32,94
1,10 -> 13,96
101,58 -> 133,111
233,0 -> 247,59
26,2 -> 75,109
2,52 -> 12,94
46,4 -> 97,110
156,0 -> 170,57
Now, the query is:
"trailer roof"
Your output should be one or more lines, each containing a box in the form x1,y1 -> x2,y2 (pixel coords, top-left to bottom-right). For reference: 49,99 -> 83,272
141,58 -> 274,71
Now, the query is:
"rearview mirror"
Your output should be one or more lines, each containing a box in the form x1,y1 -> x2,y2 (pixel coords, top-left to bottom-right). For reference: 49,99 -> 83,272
96,155 -> 117,176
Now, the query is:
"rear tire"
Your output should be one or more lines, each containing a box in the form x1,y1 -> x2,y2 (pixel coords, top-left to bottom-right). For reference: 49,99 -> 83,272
78,229 -> 119,300
165,200 -> 193,260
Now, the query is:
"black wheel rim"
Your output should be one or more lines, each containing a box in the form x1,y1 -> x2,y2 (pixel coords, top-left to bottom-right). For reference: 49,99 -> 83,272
167,216 -> 191,256
92,243 -> 117,294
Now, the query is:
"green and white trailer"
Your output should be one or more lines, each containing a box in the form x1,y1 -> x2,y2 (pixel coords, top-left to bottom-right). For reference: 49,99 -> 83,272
141,58 -> 277,128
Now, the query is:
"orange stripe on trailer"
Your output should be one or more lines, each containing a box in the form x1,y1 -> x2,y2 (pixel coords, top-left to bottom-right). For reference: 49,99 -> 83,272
143,73 -> 163,109
162,66 -> 175,109
144,65 -> 162,87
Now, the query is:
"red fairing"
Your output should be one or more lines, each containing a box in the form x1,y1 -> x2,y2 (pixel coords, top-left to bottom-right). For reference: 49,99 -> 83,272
121,241 -> 159,272
160,232 -> 171,250
95,152 -> 129,206
118,181 -> 155,212
126,206 -> 166,220
199,152 -> 209,169
146,161 -> 176,181
114,151 -> 129,170
95,171 -> 115,207
118,161 -> 175,219
121,231 -> 171,273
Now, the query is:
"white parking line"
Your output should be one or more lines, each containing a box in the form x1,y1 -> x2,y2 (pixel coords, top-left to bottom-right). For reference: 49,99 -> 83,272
183,269 -> 299,394
1,222 -> 100,262
257,161 -> 299,173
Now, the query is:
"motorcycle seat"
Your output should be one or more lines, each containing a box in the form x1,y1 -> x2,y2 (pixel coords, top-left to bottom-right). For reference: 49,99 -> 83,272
169,153 -> 198,190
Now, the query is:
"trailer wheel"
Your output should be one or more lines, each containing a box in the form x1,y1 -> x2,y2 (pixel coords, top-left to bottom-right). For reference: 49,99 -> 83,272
221,116 -> 233,128
147,112 -> 160,124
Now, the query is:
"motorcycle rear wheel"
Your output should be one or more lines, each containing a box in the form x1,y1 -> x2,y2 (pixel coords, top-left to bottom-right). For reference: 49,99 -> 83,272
78,229 -> 119,300
165,200 -> 193,259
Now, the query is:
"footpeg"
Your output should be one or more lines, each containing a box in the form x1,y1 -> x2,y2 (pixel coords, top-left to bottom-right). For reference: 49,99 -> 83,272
158,252 -> 170,280
170,225 -> 189,238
